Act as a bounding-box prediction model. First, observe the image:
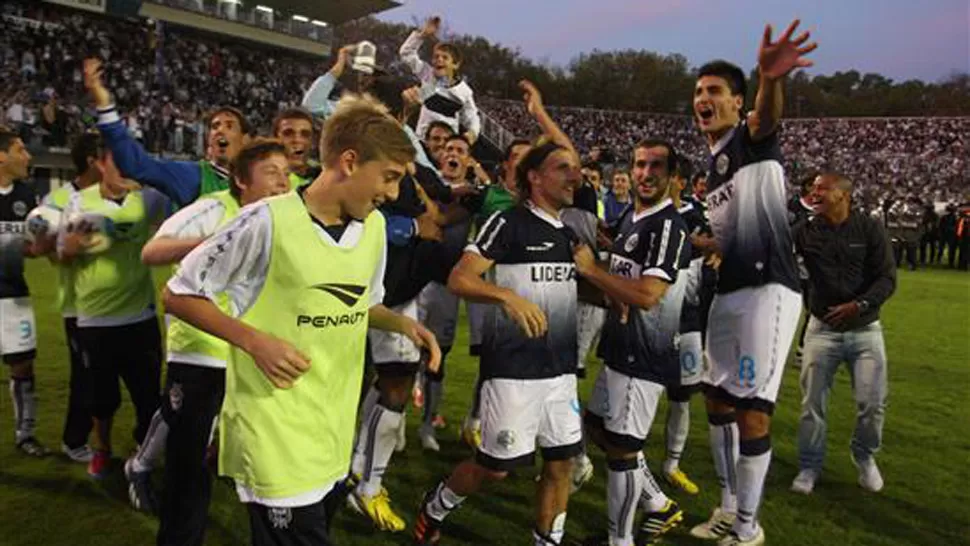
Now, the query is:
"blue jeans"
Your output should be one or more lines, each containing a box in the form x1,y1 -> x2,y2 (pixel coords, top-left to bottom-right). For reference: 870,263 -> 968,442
797,317 -> 888,471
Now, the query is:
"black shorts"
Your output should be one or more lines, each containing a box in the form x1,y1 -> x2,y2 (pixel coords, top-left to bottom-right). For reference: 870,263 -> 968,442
247,482 -> 348,546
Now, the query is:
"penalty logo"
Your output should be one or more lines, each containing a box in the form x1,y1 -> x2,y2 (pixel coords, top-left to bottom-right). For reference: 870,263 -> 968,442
268,507 -> 292,529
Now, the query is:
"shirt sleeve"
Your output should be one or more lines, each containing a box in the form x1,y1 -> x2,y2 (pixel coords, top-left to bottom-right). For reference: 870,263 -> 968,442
301,73 -> 337,119
859,217 -> 897,309
399,31 -> 432,81
642,218 -> 687,282
153,198 -> 225,240
97,105 -> 201,206
166,203 -> 272,317
369,233 -> 387,307
467,210 -> 511,262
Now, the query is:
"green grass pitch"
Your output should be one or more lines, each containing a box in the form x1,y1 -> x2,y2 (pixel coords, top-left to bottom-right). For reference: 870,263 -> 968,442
2,260 -> 968,545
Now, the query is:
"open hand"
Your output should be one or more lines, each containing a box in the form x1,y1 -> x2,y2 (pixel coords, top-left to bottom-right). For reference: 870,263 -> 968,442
758,19 -> 818,80
245,331 -> 311,389
519,79 -> 543,116
83,58 -> 112,108
421,16 -> 441,38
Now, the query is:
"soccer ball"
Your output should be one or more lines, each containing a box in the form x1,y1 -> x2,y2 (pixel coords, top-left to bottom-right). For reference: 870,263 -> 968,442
25,204 -> 63,244
63,212 -> 115,254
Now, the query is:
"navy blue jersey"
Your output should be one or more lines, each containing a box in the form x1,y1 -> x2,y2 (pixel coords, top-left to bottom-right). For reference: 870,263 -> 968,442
472,203 -> 578,380
0,182 -> 38,299
599,199 -> 691,385
677,200 -> 713,333
705,120 -> 800,294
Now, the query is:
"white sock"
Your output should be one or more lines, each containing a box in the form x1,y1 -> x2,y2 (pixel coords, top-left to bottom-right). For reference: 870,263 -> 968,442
425,481 -> 465,522
131,409 -> 169,472
637,451 -> 669,512
664,401 -> 690,474
353,404 -> 403,497
709,418 -> 739,514
10,377 -> 36,444
735,438 -> 772,540
607,457 -> 642,546
359,384 -> 380,428
351,386 -> 380,475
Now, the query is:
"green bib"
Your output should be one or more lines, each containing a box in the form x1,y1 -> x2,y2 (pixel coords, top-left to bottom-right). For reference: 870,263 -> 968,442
166,191 -> 240,365
199,161 -> 229,197
47,185 -> 80,316
219,192 -> 384,499
73,186 -> 156,320
478,185 -> 516,227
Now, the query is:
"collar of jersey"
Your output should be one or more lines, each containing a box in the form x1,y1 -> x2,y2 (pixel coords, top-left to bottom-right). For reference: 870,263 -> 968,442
208,161 -> 230,180
526,200 -> 563,228
709,124 -> 738,156
677,201 -> 694,214
632,197 -> 673,223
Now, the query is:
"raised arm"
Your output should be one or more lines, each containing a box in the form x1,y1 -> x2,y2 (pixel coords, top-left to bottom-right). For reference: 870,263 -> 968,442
520,80 -> 577,160
748,20 -> 817,141
399,17 -> 439,80
301,45 -> 354,118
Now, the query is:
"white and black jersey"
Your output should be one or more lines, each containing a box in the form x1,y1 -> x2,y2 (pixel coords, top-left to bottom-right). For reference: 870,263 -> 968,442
0,182 -> 38,299
599,199 -> 691,386
470,203 -> 578,380
705,120 -> 800,294
678,200 -> 712,334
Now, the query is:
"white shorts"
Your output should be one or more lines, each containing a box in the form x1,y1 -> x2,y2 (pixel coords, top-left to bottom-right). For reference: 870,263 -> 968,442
577,302 -> 606,368
0,297 -> 37,362
477,374 -> 583,470
368,299 -> 421,365
417,282 -> 459,349
679,331 -> 705,387
705,283 -> 802,406
587,366 -> 665,449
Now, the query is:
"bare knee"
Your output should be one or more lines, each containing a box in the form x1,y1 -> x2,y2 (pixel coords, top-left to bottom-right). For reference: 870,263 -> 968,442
736,408 -> 771,439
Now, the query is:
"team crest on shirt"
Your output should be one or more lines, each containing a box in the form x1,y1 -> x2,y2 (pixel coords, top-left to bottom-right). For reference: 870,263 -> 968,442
715,153 -> 730,175
169,383 -> 184,412
496,430 -> 516,450
623,233 -> 639,253
12,201 -> 27,218
268,507 -> 292,529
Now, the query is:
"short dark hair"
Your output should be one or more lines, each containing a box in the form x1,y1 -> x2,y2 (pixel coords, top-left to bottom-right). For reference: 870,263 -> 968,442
445,134 -> 470,149
676,156 -> 694,182
433,42 -> 463,66
206,106 -> 251,136
0,126 -> 19,153
691,171 -> 707,184
230,138 -> 286,199
633,139 -> 679,175
515,141 -> 564,198
583,162 -> 603,176
504,139 -> 531,162
697,60 -> 747,100
272,107 -> 314,137
71,132 -> 104,174
425,120 -> 454,141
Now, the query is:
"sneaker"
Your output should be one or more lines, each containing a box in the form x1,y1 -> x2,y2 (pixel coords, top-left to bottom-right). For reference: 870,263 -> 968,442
664,468 -> 700,495
62,443 -> 94,463
124,458 -> 158,513
718,525 -> 765,546
636,499 -> 683,545
852,454 -> 884,493
16,437 -> 50,458
570,453 -> 594,494
348,487 -> 406,532
419,424 -> 440,452
395,415 -> 407,453
412,491 -> 443,545
459,417 -> 481,449
690,507 -> 736,540
431,414 -> 447,430
412,383 -> 424,409
790,468 -> 820,495
88,450 -> 111,479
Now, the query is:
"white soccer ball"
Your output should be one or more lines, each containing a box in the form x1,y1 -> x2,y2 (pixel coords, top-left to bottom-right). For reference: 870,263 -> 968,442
63,212 -> 115,254
25,204 -> 63,244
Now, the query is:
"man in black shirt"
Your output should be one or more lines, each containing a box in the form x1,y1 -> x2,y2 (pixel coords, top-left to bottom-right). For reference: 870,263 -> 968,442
791,173 -> 895,496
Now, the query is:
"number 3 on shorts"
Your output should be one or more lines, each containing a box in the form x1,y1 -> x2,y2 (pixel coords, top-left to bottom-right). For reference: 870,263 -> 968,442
737,356 -> 756,388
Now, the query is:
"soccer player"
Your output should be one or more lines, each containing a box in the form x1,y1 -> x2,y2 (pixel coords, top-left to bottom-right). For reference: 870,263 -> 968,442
575,140 -> 691,546
59,151 -> 169,479
272,108 -> 319,187
413,141 -> 584,546
662,157 -> 713,496
84,58 -> 249,206
163,95 -> 440,546
0,126 -> 45,456
400,16 -> 481,144
791,173 -> 895,495
688,21 -> 817,546
122,141 -> 291,543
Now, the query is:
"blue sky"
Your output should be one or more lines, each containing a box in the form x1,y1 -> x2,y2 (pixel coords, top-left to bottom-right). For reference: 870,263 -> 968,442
378,0 -> 969,83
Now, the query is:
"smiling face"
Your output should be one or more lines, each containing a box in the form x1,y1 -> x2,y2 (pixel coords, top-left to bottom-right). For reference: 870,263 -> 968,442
612,172 -> 631,199
530,149 -> 581,211
340,153 -> 408,220
236,152 -> 291,206
631,145 -> 672,208
694,75 -> 743,139
432,45 -> 460,80
811,174 -> 851,217
276,117 -> 313,172
426,124 -> 454,165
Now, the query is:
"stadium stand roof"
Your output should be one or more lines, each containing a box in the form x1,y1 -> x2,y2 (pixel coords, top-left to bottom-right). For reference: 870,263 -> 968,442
255,0 -> 402,26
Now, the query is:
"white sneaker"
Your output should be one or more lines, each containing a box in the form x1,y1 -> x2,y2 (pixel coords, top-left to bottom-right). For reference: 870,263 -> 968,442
62,443 -> 94,463
419,424 -> 440,452
790,468 -> 820,495
852,454 -> 884,492
570,453 -> 594,494
718,525 -> 765,546
690,507 -> 736,540
394,414 -> 407,453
